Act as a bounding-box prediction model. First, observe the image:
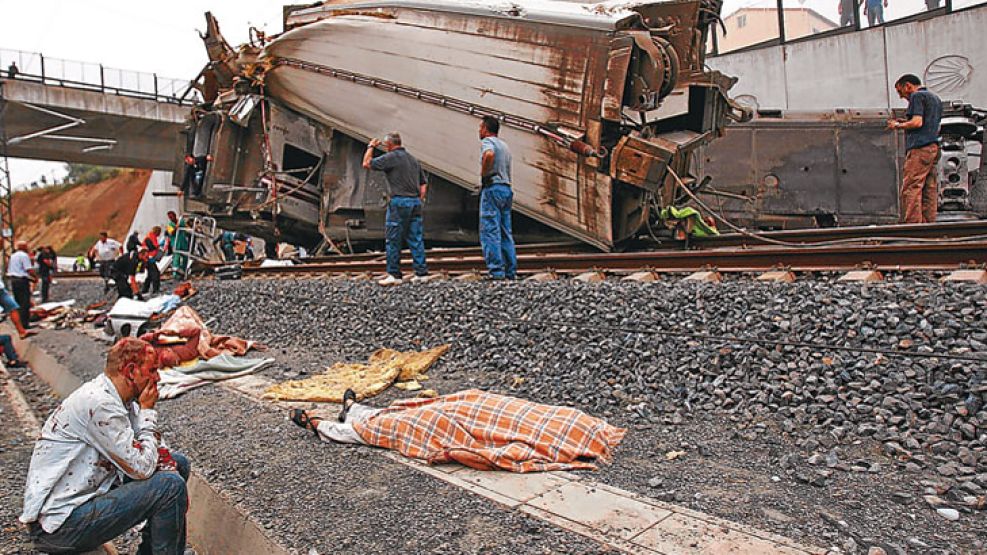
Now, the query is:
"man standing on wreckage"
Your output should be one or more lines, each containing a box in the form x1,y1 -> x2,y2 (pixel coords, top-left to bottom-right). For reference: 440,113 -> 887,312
20,338 -> 194,555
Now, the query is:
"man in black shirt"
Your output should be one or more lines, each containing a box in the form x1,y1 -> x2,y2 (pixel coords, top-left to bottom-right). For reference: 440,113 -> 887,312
888,74 -> 943,224
361,132 -> 429,285
126,231 -> 141,253
36,246 -> 57,303
111,249 -> 143,299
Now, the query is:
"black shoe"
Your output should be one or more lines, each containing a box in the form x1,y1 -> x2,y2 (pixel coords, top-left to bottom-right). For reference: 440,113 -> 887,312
338,388 -> 357,423
289,409 -> 320,436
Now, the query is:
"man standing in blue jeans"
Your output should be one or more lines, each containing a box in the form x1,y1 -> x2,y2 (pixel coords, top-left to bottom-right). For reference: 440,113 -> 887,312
864,0 -> 887,26
363,132 -> 429,286
21,338 -> 193,555
478,116 -> 517,280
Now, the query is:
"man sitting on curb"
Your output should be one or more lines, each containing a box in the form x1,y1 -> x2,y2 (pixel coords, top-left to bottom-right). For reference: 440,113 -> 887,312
20,337 -> 194,555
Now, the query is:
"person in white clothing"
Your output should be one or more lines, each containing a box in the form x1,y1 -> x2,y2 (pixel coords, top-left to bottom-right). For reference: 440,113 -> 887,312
20,338 -> 193,555
89,231 -> 123,292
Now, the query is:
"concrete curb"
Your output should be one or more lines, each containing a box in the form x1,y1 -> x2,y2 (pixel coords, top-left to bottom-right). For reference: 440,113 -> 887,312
12,334 -> 83,397
13,335 -> 290,555
0,364 -> 43,435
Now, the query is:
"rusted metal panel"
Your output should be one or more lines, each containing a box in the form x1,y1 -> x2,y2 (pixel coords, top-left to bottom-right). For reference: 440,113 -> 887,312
262,8 -> 618,246
187,2 -> 742,250
610,135 -> 672,191
602,36 -> 633,121
699,110 -> 905,227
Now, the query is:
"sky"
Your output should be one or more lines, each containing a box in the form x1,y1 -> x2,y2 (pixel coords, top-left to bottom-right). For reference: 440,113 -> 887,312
0,0 -> 952,188
1,0 -> 284,189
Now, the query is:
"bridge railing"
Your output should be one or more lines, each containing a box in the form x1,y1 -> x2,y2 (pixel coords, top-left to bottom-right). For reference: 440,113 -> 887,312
0,48 -> 201,105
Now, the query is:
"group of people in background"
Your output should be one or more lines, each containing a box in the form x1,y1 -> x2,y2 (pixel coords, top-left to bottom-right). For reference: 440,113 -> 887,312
0,240 -> 38,369
839,0 -> 943,28
91,219 -> 170,300
363,115 -> 516,285
86,209 -> 255,300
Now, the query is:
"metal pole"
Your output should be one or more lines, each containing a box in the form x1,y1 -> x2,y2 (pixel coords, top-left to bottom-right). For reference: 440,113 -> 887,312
945,0 -> 953,12
0,82 -> 16,267
776,0 -> 786,43
154,73 -> 158,99
99,64 -> 104,92
39,54 -> 45,81
853,0 -> 862,30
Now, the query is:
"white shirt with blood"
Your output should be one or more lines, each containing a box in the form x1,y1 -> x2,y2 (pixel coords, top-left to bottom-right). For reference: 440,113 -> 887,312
20,374 -> 161,533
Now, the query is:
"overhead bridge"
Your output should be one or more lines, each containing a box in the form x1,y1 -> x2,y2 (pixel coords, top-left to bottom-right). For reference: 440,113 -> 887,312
0,48 -> 194,169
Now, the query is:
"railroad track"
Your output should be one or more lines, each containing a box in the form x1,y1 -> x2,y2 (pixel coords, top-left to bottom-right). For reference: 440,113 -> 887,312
56,221 -> 987,280
691,219 -> 987,248
238,240 -> 987,278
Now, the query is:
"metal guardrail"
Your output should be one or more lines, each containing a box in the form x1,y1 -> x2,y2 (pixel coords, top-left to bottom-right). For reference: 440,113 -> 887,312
0,48 -> 201,105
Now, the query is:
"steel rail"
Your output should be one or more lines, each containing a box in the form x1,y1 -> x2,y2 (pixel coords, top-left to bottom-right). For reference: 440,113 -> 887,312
692,220 -> 987,248
299,240 -> 588,264
240,241 -> 987,276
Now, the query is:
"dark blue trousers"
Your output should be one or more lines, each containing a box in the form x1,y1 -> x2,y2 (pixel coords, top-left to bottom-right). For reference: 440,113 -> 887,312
479,184 -> 517,279
385,196 -> 428,278
31,453 -> 190,555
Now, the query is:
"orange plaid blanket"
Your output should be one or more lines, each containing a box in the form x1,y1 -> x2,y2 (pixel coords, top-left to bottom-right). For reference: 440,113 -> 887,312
352,389 -> 626,472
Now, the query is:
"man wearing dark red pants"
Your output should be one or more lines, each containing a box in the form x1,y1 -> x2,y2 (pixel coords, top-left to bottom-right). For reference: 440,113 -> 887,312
20,338 -> 193,555
888,74 -> 942,224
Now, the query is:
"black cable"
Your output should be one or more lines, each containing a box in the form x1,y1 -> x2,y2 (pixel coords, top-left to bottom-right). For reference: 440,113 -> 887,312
243,286 -> 987,365
670,167 -> 987,249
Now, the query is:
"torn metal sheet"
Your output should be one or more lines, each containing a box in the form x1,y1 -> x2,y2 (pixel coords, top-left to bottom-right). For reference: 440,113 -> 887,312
178,1 -> 746,251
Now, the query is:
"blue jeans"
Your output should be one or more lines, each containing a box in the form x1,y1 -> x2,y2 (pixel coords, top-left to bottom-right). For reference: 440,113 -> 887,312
867,2 -> 884,25
479,184 -> 517,279
0,288 -> 18,313
385,196 -> 427,278
31,452 -> 190,555
0,334 -> 19,361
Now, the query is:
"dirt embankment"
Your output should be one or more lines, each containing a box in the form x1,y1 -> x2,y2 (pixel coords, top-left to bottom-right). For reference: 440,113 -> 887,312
12,169 -> 150,255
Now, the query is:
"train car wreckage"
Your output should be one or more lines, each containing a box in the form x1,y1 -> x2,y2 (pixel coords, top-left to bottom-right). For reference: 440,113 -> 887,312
700,103 -> 987,229
175,0 -> 750,251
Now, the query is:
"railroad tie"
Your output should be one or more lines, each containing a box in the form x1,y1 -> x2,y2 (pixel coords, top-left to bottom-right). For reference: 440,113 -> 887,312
757,270 -> 796,283
622,270 -> 660,283
573,271 -> 606,283
838,270 -> 884,283
683,270 -> 722,283
941,269 -> 987,284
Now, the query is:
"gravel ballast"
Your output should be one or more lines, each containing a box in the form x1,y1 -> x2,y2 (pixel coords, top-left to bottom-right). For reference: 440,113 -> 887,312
0,376 -> 40,554
48,275 -> 987,553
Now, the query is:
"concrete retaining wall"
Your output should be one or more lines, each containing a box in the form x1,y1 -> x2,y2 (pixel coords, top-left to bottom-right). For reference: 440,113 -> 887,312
709,6 -> 987,110
126,171 -> 180,240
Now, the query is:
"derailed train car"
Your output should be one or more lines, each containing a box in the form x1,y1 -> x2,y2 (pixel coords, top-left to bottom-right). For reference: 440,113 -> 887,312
698,104 -> 987,229
174,0 -> 748,251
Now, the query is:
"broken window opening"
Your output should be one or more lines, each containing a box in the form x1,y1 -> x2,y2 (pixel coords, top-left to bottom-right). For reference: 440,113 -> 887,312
282,144 -> 323,187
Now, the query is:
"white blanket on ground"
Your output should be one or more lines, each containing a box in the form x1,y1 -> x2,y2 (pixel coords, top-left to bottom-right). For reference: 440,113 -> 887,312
158,355 -> 274,399
108,295 -> 181,318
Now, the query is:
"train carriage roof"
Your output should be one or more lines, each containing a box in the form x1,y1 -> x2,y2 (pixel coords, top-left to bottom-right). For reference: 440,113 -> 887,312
283,0 -> 671,31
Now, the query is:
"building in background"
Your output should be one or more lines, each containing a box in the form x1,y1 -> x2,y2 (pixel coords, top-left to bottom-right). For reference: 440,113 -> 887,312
715,7 -> 838,53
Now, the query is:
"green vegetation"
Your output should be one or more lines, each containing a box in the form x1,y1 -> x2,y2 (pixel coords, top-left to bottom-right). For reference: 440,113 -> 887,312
60,234 -> 98,257
43,208 -> 68,225
63,163 -> 120,185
